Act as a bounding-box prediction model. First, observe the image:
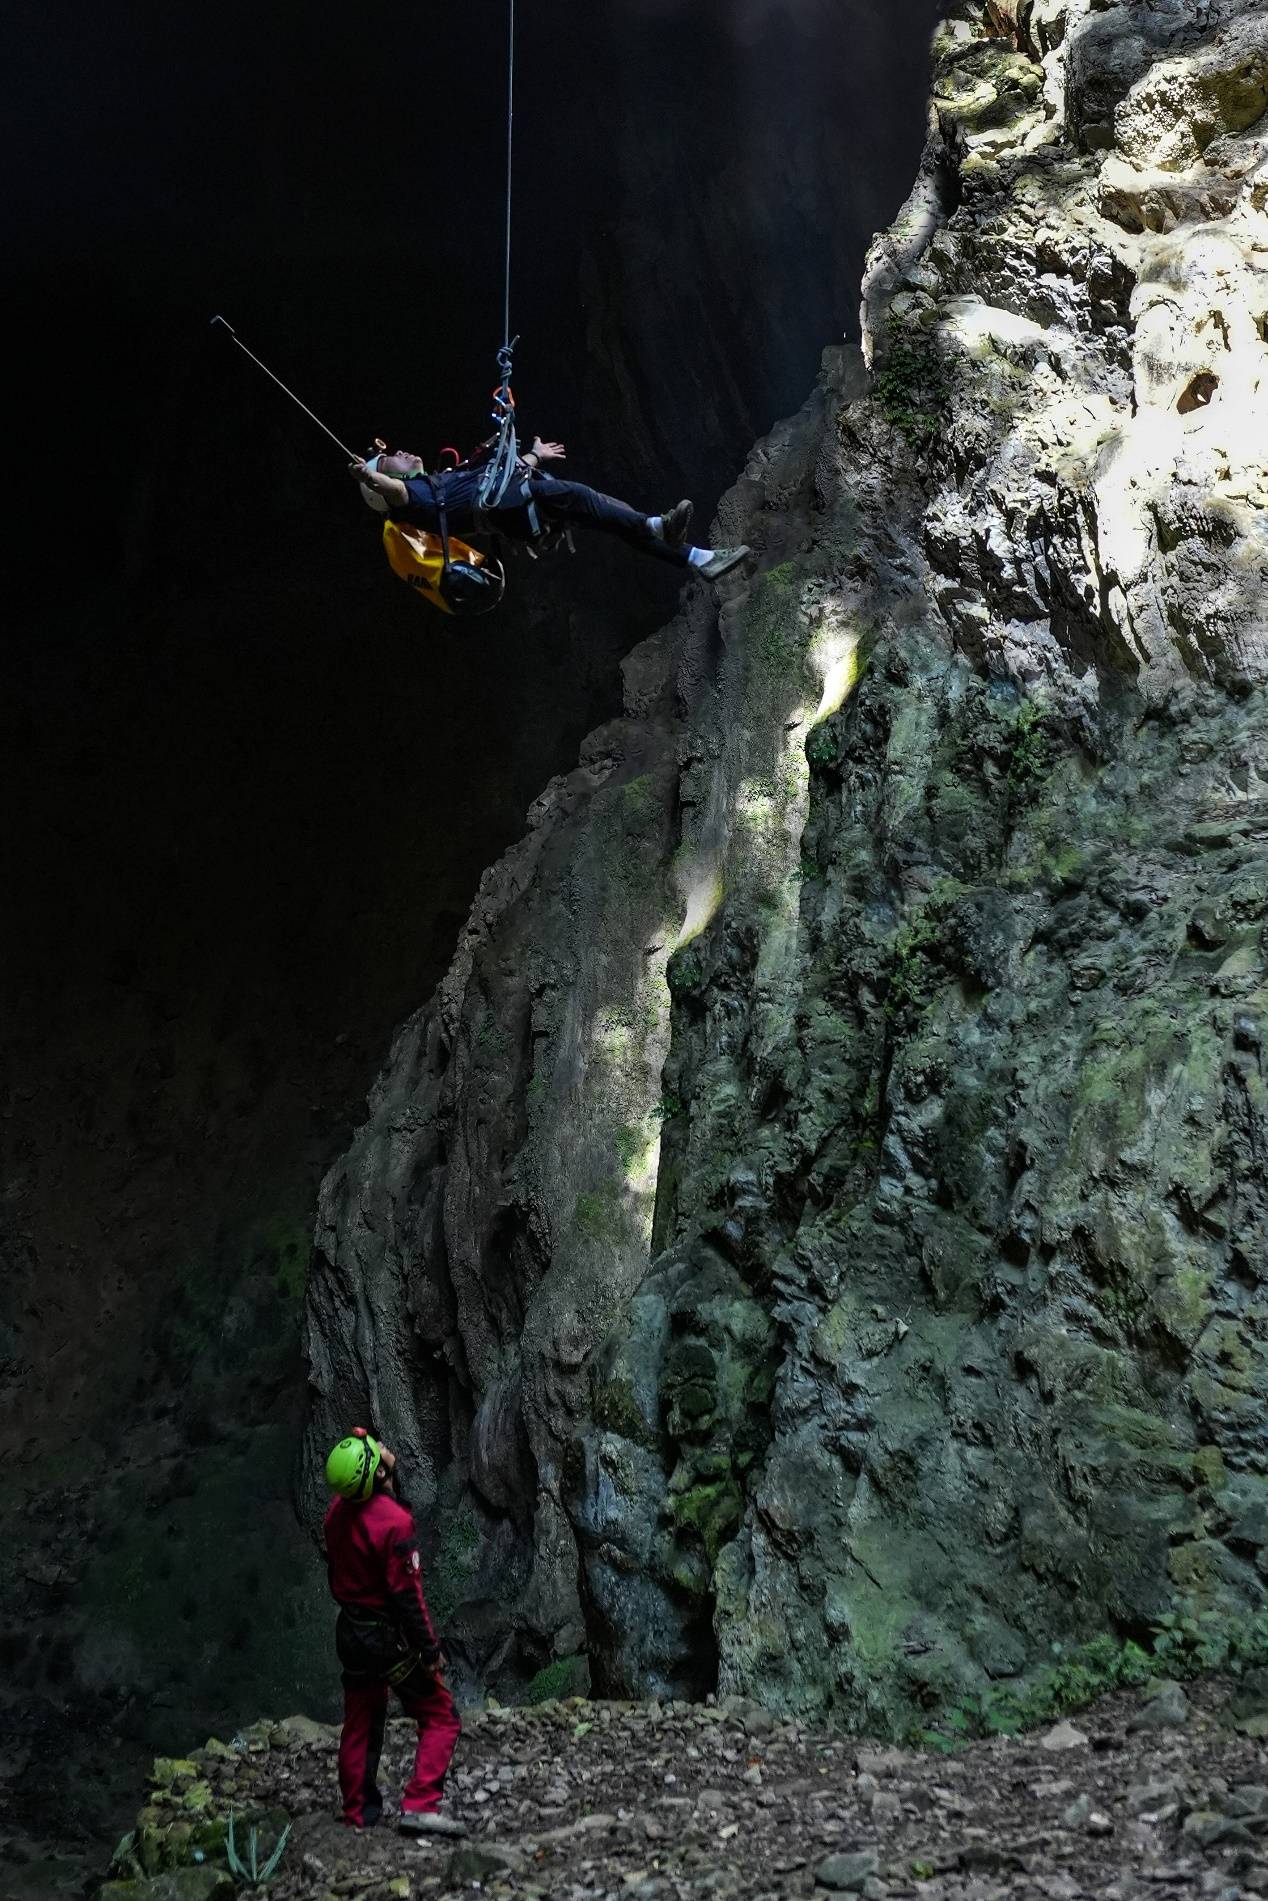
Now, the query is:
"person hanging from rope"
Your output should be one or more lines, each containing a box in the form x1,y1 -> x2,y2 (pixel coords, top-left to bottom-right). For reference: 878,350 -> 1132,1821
342,0 -> 744,586
351,439 -> 753,583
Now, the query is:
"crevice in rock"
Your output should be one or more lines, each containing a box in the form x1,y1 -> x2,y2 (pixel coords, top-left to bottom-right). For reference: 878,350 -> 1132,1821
1177,369 -> 1220,411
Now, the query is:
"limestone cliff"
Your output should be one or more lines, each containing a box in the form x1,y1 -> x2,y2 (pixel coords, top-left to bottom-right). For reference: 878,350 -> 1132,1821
304,0 -> 1268,1732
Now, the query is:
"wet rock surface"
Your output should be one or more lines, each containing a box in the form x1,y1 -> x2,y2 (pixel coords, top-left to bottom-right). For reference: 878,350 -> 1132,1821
95,1680 -> 1268,1901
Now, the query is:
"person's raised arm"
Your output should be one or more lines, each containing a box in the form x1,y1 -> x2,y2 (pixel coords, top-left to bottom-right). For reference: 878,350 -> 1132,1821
523,437 -> 566,471
350,458 -> 410,506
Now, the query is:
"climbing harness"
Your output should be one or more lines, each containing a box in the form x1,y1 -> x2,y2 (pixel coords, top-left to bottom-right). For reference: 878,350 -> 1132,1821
337,1609 -> 427,1685
425,472 -> 506,613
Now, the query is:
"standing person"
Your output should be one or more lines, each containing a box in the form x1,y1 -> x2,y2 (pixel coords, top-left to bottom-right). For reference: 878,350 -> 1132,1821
352,440 -> 752,581
323,1430 -> 465,1837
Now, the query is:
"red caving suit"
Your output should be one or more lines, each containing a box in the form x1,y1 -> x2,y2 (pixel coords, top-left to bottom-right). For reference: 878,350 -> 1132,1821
324,1486 -> 461,1826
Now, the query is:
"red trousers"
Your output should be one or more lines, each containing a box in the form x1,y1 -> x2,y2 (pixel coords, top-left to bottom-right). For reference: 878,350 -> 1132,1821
338,1655 -> 461,1826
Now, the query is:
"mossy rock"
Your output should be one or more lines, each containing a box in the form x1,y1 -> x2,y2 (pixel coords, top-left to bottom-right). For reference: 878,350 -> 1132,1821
100,1870 -> 235,1901
150,1759 -> 200,1789
668,1477 -> 744,1565
524,1654 -> 590,1703
268,1713 -> 338,1747
134,1805 -> 289,1876
593,1371 -> 661,1453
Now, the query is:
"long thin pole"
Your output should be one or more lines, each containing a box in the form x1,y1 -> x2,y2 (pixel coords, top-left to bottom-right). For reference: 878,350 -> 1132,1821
209,315 -> 357,460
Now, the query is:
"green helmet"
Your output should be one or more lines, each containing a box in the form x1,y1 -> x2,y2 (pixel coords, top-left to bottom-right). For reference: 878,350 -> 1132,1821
325,1434 -> 382,1501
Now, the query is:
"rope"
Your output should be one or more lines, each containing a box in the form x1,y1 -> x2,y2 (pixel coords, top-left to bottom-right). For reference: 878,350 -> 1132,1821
216,6 -> 521,498
478,0 -> 523,513
503,0 -> 514,355
209,316 -> 356,460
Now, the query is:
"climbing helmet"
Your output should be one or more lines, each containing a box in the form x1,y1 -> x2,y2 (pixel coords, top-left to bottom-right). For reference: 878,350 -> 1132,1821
325,1433 -> 382,1501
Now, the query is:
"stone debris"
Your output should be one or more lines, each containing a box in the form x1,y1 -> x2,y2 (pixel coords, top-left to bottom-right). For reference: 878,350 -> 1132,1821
1128,1682 -> 1192,1732
1038,1722 -> 1088,1753
96,1677 -> 1268,1901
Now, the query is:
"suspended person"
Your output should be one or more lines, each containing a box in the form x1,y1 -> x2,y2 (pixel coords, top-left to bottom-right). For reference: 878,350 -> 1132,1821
323,1430 -> 465,1837
351,438 -> 752,581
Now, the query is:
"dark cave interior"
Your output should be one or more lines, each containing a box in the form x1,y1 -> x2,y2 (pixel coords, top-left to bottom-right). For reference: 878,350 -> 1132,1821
1,1 -> 941,1887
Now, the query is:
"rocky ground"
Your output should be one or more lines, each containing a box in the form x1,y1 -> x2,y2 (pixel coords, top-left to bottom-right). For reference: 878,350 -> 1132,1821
96,1677 -> 1268,1901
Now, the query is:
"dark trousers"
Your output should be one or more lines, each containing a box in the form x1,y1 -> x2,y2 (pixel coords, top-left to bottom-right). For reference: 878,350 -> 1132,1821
335,1613 -> 461,1826
514,473 -> 692,567
400,468 -> 692,568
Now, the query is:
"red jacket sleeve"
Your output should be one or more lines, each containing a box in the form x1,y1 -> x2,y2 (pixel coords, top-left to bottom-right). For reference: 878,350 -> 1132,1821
381,1504 -> 442,1671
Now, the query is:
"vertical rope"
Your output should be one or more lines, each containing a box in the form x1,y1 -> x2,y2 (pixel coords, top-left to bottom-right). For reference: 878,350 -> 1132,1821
479,0 -> 521,511
480,0 -> 520,513
503,0 -> 515,352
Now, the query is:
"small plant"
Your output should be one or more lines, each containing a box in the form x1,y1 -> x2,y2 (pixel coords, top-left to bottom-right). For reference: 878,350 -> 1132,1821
911,1610 -> 1268,1752
1153,1606 -> 1268,1679
475,1015 -> 507,1057
227,1812 -> 291,1886
885,915 -> 942,1021
667,950 -> 704,995
614,1122 -> 650,1170
573,1183 -> 624,1244
806,724 -> 838,770
1008,700 -> 1054,795
873,319 -> 957,446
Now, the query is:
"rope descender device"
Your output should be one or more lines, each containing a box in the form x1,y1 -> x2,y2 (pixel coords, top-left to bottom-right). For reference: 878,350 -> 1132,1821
477,335 -> 527,512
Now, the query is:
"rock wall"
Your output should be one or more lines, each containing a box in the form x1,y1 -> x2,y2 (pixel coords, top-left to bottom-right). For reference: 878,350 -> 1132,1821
305,0 -> 1268,1730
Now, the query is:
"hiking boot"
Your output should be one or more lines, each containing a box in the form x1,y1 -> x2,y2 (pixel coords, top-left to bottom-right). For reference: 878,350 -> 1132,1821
697,545 -> 752,581
399,1810 -> 467,1839
660,499 -> 694,546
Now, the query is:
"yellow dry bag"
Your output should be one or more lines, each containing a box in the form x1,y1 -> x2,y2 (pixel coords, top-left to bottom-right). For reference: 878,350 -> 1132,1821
382,519 -> 505,617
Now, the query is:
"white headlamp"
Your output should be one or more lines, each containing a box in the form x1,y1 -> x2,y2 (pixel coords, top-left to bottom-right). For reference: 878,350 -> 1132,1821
360,453 -> 389,513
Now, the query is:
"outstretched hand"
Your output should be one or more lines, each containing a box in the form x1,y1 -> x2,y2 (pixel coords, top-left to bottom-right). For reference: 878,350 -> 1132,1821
351,1424 -> 396,1473
531,438 -> 566,463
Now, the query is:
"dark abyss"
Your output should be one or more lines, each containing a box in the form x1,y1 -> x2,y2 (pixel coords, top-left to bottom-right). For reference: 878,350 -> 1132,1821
1,0 -> 941,1886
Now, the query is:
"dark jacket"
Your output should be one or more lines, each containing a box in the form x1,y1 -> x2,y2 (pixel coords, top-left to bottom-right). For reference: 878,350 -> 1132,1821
387,467 -> 485,533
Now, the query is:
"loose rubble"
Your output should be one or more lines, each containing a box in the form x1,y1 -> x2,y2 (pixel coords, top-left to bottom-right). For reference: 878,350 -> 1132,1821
99,1678 -> 1268,1901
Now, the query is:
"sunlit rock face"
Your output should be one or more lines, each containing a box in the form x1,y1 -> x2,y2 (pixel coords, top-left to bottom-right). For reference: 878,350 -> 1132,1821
308,0 -> 1267,1731
897,0 -> 1268,692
